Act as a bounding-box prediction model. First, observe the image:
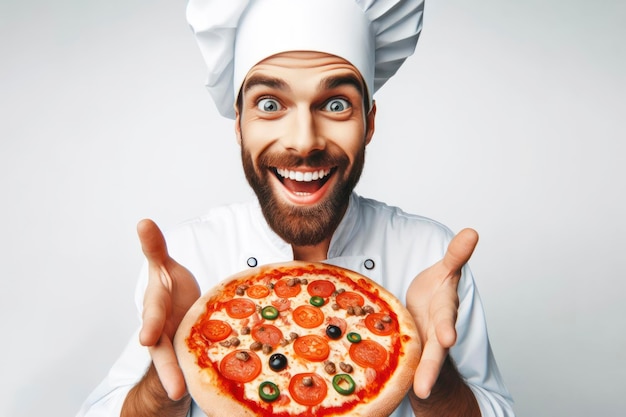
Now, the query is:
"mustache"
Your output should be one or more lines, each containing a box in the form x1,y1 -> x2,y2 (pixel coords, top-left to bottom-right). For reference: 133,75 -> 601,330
257,149 -> 349,169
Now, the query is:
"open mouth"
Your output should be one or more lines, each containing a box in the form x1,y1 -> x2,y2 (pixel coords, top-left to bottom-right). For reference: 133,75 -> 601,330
272,167 -> 335,196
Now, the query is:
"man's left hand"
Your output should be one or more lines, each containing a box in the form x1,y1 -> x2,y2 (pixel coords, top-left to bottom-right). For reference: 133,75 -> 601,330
405,228 -> 479,399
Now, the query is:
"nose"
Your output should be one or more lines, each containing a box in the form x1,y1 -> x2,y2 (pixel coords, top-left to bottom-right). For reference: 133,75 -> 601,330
281,107 -> 325,155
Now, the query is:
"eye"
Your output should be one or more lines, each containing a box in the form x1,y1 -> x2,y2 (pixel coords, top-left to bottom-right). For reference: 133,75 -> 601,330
257,98 -> 282,112
324,98 -> 350,112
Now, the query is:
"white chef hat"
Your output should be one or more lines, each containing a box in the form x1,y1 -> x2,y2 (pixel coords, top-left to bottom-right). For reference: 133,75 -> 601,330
186,0 -> 424,119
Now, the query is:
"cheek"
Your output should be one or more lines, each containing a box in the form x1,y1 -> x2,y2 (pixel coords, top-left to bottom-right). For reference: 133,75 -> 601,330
320,121 -> 366,159
240,120 -> 277,158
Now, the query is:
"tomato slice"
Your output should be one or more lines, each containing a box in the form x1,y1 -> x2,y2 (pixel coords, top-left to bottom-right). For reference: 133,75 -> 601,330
289,373 -> 327,406
335,291 -> 364,309
349,339 -> 388,371
200,319 -> 232,342
225,298 -> 256,319
246,284 -> 270,299
251,324 -> 284,347
307,279 -> 336,298
293,335 -> 330,362
364,312 -> 397,336
273,279 -> 302,298
292,305 -> 325,329
219,350 -> 262,383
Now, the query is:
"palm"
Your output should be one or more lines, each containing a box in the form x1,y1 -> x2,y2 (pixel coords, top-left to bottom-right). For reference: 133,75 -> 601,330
136,219 -> 201,400
405,228 -> 478,399
141,257 -> 200,344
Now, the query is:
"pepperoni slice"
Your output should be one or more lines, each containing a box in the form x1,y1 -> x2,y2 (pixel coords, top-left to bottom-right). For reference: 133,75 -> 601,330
273,279 -> 302,298
289,373 -> 327,406
349,339 -> 388,371
225,298 -> 256,319
307,279 -> 336,298
251,324 -> 284,347
293,335 -> 330,362
246,284 -> 270,299
271,298 -> 292,312
335,291 -> 365,309
200,319 -> 232,342
219,350 -> 262,383
364,312 -> 397,336
292,305 -> 324,329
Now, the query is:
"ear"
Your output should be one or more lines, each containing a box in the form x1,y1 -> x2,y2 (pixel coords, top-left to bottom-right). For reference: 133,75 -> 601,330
365,101 -> 377,145
234,106 -> 242,145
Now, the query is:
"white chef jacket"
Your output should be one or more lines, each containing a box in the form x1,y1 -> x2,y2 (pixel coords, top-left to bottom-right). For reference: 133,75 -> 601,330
77,193 -> 515,417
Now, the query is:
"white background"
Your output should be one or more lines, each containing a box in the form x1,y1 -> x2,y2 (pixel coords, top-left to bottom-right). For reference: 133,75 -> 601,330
1,1 -> 624,416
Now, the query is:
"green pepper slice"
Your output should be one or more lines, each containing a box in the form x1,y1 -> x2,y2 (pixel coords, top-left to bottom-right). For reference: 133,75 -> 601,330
259,381 -> 280,402
346,332 -> 361,343
309,296 -> 325,307
261,305 -> 279,320
332,374 -> 356,395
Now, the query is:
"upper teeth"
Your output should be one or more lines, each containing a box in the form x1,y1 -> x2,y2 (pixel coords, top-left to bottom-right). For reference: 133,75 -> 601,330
276,168 -> 331,182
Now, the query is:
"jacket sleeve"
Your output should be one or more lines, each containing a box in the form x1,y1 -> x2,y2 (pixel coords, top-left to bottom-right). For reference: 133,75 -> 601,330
76,262 -> 152,417
75,328 -> 151,417
451,263 -> 516,417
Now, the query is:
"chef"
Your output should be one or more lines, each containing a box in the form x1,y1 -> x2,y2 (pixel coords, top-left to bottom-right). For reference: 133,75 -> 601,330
77,1 -> 515,416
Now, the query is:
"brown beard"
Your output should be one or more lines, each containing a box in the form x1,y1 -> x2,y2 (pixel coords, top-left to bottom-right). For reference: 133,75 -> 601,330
241,143 -> 365,247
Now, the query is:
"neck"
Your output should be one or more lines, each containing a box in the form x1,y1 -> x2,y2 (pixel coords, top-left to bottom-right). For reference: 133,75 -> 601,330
292,238 -> 331,262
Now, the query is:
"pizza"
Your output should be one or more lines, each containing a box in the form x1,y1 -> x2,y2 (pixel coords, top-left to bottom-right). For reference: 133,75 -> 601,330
174,261 -> 420,417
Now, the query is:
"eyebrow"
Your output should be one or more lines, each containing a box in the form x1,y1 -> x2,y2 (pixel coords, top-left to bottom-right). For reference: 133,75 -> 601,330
320,74 -> 365,97
243,75 -> 289,93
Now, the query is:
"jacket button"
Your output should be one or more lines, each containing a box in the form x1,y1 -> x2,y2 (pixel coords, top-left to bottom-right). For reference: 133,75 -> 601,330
364,259 -> 375,270
247,257 -> 258,267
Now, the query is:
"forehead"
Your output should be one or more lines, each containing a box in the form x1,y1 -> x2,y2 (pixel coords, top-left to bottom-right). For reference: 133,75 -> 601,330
241,51 -> 365,95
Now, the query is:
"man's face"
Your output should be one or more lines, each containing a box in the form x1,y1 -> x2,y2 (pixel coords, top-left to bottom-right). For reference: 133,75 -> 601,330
235,51 -> 376,247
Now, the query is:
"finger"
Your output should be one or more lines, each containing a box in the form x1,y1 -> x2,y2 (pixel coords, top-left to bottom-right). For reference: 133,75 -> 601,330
149,335 -> 188,401
432,300 -> 458,349
442,228 -> 479,273
430,274 -> 460,348
413,336 -> 448,399
139,265 -> 169,346
137,218 -> 169,265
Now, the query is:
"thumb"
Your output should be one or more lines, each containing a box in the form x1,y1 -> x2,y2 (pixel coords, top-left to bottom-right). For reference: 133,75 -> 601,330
137,218 -> 169,265
442,228 -> 479,273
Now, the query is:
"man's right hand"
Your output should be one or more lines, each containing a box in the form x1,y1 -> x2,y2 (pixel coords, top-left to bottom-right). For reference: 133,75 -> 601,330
136,219 -> 201,401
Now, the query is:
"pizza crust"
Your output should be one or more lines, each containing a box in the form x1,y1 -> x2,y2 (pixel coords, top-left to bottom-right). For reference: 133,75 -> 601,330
174,261 -> 420,417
